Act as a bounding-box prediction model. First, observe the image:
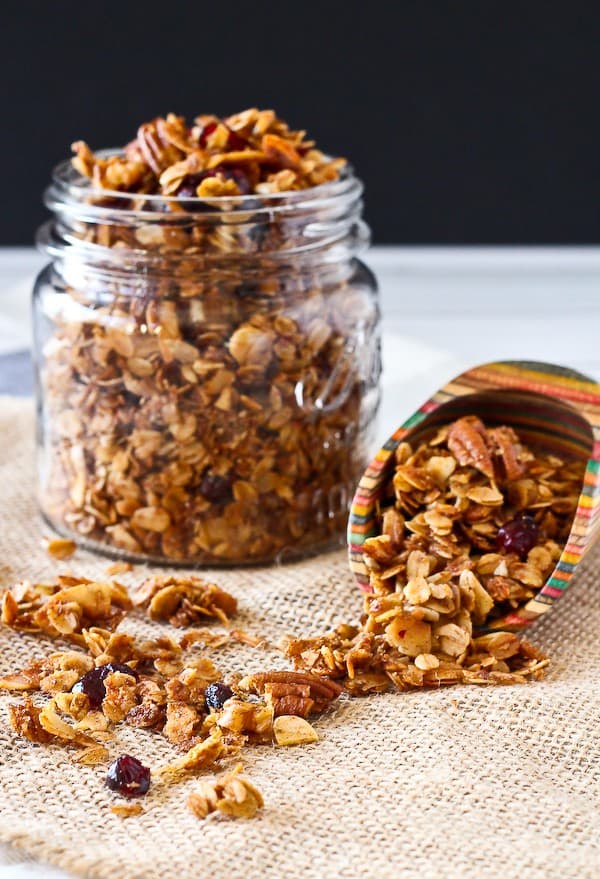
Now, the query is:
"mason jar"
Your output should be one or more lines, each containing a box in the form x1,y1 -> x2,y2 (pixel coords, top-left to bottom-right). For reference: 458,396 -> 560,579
33,155 -> 381,564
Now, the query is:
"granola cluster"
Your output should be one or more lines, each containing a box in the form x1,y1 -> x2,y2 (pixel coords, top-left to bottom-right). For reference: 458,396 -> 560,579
1,575 -> 131,645
72,108 -> 345,197
132,575 -> 238,627
187,763 -> 264,820
39,108 -> 378,564
281,417 -> 584,694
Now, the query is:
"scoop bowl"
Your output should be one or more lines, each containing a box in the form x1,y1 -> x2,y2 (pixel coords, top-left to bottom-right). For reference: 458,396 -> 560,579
348,360 -> 600,630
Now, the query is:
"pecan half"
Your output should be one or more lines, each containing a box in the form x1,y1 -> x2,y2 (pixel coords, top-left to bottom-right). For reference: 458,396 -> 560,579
488,426 -> 527,481
447,416 -> 494,479
237,671 -> 342,714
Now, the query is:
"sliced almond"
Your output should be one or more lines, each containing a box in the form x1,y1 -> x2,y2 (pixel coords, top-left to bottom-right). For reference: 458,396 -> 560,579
44,537 -> 76,560
273,715 -> 319,747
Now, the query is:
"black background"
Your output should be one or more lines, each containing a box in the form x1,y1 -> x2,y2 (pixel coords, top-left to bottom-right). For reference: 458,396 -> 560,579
2,1 -> 599,245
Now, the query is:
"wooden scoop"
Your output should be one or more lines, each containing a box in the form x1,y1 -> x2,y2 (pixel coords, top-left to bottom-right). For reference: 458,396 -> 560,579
348,360 -> 600,630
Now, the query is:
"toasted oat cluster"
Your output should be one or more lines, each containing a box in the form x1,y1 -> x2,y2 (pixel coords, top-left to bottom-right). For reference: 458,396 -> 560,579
1,575 -> 131,645
187,763 -> 264,820
281,417 -> 584,694
72,108 -> 345,197
133,574 -> 238,627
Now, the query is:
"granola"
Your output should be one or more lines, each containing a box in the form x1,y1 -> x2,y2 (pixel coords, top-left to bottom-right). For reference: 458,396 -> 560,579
1,576 -> 131,644
38,107 -> 379,565
187,763 -> 264,820
43,537 -> 76,560
281,417 -> 584,694
273,715 -> 319,747
110,802 -> 144,818
133,575 -> 237,627
3,412 -> 575,817
72,109 -> 345,196
2,573 -> 341,779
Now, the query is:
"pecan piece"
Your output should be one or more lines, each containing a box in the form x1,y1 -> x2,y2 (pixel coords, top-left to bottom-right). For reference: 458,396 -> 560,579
488,426 -> 527,481
237,671 -> 342,714
447,416 -> 494,479
485,575 -> 513,602
263,682 -> 313,718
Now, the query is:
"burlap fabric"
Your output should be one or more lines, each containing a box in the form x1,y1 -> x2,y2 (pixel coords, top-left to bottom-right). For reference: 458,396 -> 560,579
0,397 -> 598,879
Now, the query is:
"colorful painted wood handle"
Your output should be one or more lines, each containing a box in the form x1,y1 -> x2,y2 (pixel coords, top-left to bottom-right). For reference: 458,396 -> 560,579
348,360 -> 600,630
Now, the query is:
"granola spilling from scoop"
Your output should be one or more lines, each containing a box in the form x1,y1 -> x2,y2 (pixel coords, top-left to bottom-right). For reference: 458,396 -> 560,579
72,108 -> 345,198
1,419 -> 583,818
281,416 -> 584,694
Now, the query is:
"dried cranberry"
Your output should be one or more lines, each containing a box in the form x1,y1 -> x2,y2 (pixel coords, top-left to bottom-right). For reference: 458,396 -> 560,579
72,663 -> 138,708
176,170 -> 217,199
198,122 -> 248,150
199,472 -> 233,505
204,682 -> 234,711
227,129 -> 249,151
176,181 -> 201,199
221,166 -> 252,195
106,755 -> 150,798
248,221 -> 269,247
197,120 -> 218,147
197,120 -> 247,151
496,514 -> 540,560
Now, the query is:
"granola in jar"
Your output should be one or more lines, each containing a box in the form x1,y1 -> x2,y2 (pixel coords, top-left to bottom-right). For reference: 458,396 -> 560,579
34,108 -> 380,563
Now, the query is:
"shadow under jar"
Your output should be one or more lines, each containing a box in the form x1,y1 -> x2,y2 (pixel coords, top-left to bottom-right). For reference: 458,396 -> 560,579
33,156 -> 381,564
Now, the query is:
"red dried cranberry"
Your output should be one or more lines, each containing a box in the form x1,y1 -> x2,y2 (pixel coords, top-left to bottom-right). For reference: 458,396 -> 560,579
199,472 -> 233,505
197,120 -> 247,151
496,515 -> 540,560
72,663 -> 138,708
227,129 -> 249,151
106,755 -> 150,798
197,120 -> 218,147
204,682 -> 234,711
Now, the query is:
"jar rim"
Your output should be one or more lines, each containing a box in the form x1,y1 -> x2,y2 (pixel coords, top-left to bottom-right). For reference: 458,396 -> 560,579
47,150 -> 362,218
40,151 -> 369,271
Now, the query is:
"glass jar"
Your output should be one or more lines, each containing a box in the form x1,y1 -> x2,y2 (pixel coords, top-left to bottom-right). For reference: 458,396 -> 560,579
33,156 -> 381,564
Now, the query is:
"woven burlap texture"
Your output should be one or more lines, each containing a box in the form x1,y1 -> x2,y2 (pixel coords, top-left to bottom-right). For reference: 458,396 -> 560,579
0,396 -> 598,879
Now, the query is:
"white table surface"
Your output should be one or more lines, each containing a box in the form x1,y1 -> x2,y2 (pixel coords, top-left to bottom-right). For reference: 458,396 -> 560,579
1,245 -> 600,877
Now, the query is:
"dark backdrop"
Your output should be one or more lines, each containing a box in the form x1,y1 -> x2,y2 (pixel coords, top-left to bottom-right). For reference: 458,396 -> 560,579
2,1 -> 599,245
